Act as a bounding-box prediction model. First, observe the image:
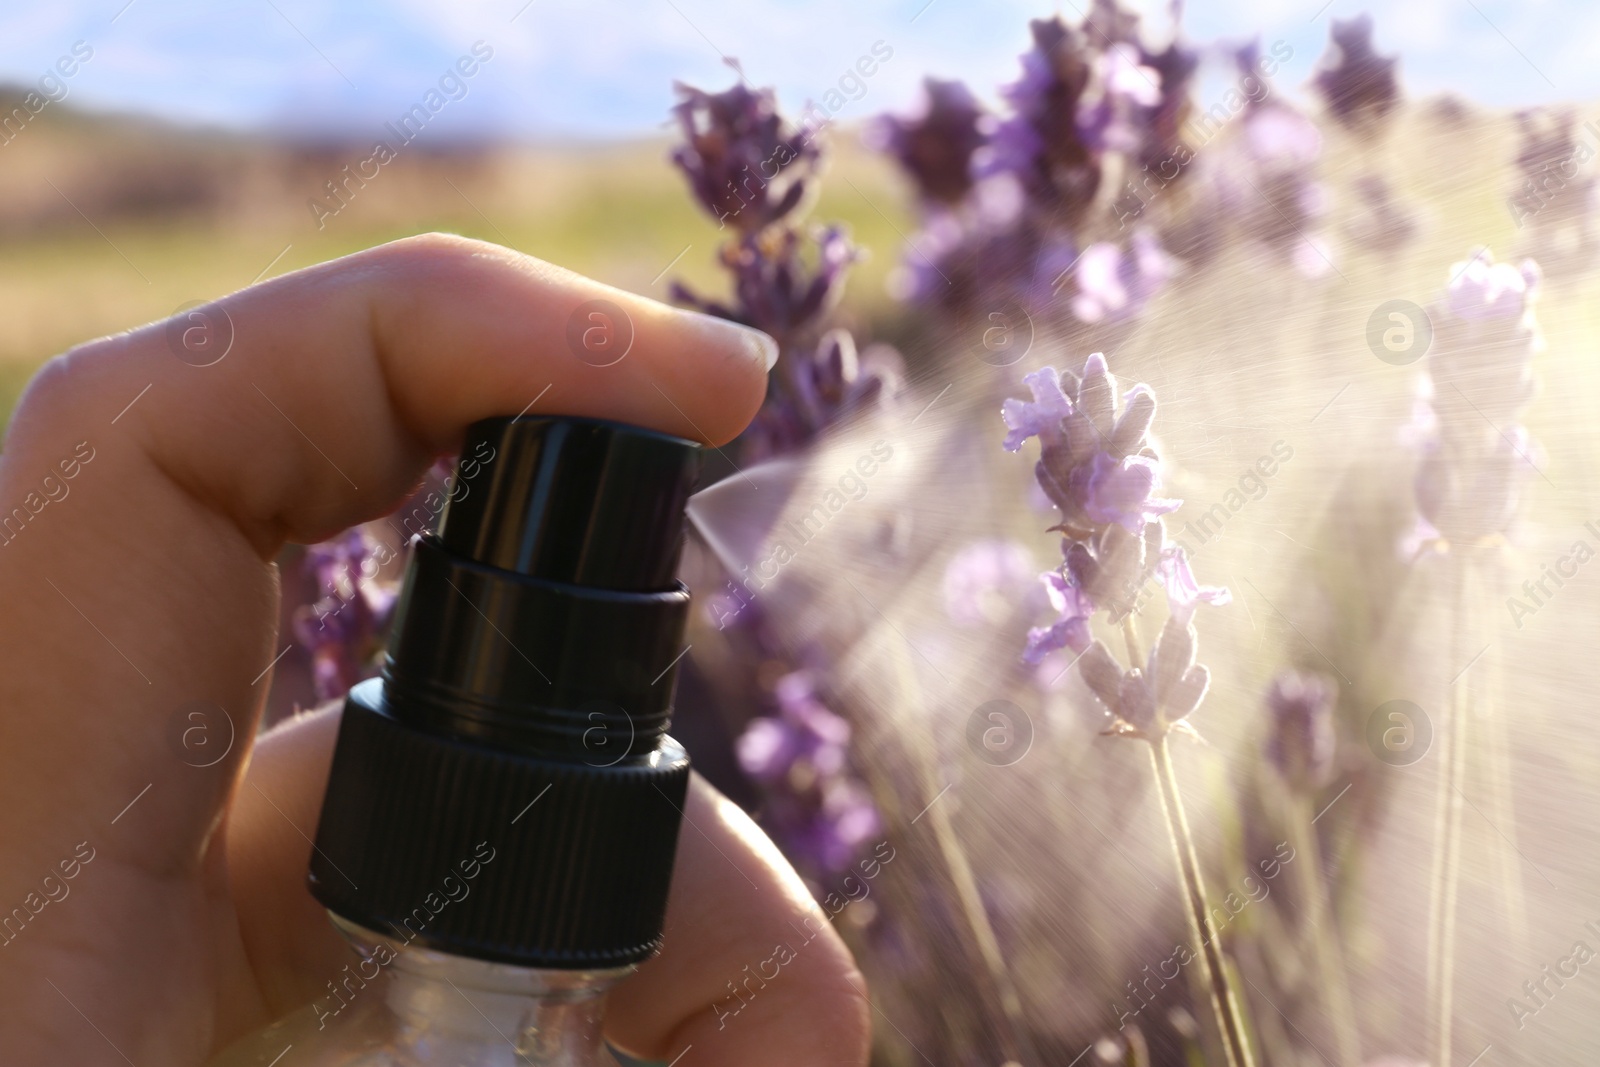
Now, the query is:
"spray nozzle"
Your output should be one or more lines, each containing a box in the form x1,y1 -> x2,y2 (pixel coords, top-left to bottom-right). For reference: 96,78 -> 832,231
308,414 -> 699,970
437,416 -> 700,591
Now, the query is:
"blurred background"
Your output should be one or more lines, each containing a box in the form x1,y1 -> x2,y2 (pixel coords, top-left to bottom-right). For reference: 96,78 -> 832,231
3,0 -> 1600,423
8,3 -> 1600,1067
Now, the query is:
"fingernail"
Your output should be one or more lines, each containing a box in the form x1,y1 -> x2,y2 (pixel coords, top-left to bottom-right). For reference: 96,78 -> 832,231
684,309 -> 779,371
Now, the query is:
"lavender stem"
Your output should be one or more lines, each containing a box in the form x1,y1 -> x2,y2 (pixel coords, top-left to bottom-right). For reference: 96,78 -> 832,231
889,640 -> 1037,1065
1146,733 -> 1256,1067
1290,794 -> 1362,1066
1431,555 -> 1473,1067
1120,614 -> 1146,670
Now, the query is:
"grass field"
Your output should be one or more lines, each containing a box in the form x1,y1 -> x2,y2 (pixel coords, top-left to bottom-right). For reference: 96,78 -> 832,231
0,114 -> 913,430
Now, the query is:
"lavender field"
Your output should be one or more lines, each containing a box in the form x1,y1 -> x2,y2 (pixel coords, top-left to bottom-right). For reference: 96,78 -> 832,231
655,12 -> 1600,1066
9,3 -> 1600,1065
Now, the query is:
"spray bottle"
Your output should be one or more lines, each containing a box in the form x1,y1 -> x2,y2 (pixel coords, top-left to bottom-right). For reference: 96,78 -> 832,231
212,413 -> 701,1066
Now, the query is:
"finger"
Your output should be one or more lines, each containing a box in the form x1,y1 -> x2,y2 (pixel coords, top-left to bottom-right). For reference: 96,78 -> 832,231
224,706 -> 352,1020
228,711 -> 871,1067
0,233 -> 773,1056
607,774 -> 873,1067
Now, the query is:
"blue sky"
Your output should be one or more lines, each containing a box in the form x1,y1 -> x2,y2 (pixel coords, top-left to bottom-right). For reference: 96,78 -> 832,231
0,0 -> 1591,140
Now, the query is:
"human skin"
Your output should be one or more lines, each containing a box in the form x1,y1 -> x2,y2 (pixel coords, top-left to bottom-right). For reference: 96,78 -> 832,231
0,233 -> 871,1067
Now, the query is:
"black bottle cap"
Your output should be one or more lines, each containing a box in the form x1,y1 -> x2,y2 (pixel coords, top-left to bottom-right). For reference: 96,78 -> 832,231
436,415 -> 699,590
308,415 -> 701,968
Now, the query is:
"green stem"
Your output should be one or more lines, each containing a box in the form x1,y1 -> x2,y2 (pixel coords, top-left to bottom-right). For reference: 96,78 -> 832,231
1480,625 -> 1530,959
1292,795 -> 1362,1067
888,640 -> 1038,1066
1147,733 -> 1256,1067
1429,556 -> 1472,1067
1121,615 -> 1146,670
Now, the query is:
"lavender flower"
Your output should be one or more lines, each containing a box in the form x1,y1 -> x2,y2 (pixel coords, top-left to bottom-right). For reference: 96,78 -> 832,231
1076,43 -> 1162,154
1068,231 -> 1175,324
291,527 -> 399,702
1004,357 -> 1225,663
1231,102 -> 1334,277
794,328 -> 900,426
1077,614 -> 1210,738
669,73 -> 901,454
1412,248 -> 1542,548
1263,670 -> 1338,790
1137,38 -> 1201,180
881,1 -> 1192,329
671,225 -> 859,350
1157,545 -> 1232,625
1509,106 -> 1600,260
1084,0 -> 1142,45
1313,15 -> 1400,132
942,539 -> 1038,627
670,73 -> 897,890
736,671 -> 881,874
876,77 -> 987,205
1004,355 -> 1250,1066
670,78 -> 820,235
1001,357 -> 1177,537
988,16 -> 1102,221
1021,570 -> 1093,664
1444,249 -> 1541,324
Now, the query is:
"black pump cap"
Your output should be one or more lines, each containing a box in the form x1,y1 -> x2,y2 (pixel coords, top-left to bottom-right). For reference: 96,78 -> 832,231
437,416 -> 699,590
308,415 -> 700,969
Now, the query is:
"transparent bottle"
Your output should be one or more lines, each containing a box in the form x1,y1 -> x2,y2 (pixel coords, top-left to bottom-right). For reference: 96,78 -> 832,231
208,918 -> 632,1067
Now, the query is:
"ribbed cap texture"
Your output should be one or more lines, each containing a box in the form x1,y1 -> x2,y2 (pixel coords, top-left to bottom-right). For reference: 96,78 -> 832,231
311,680 -> 691,967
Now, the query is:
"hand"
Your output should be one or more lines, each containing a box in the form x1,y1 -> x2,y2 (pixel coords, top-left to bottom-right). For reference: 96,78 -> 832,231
0,234 -> 870,1066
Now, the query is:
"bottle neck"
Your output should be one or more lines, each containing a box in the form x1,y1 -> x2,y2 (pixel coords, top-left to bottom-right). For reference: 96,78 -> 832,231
335,916 -> 633,1066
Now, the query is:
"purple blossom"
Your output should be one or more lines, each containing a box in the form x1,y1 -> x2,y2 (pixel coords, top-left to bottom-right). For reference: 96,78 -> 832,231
668,74 -> 902,457
1263,670 -> 1337,789
1004,355 -> 1175,538
1003,354 -> 1229,743
1083,452 -> 1180,532
670,78 -> 820,235
1023,571 -> 1094,664
1509,108 -> 1600,260
736,671 -> 881,876
1069,231 -> 1175,324
672,225 -> 860,348
942,539 -> 1039,627
1001,367 -> 1075,452
1137,39 -> 1200,175
987,16 -> 1101,220
1412,249 -> 1544,547
1313,15 -> 1401,131
794,328 -> 900,430
738,672 -> 852,784
1156,545 -> 1232,625
291,527 -> 399,702
1412,426 -> 1539,550
1446,249 -> 1540,322
1076,43 -> 1162,154
875,77 -> 988,205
